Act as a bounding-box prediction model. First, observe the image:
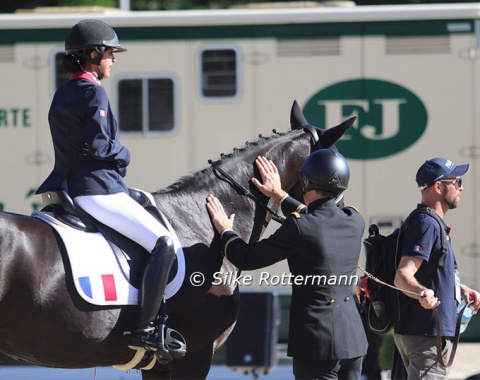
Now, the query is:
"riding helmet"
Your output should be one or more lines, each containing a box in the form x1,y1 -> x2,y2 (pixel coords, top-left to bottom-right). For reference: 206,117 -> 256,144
301,148 -> 350,196
65,19 -> 126,64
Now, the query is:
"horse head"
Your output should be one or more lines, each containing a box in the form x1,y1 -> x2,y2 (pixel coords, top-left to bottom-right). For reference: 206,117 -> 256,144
287,100 -> 356,204
155,100 -> 356,245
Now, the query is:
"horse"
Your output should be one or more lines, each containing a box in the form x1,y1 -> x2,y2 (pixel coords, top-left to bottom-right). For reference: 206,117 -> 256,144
0,101 -> 353,379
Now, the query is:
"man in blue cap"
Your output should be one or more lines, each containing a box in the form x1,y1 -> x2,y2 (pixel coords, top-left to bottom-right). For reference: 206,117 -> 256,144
393,157 -> 480,379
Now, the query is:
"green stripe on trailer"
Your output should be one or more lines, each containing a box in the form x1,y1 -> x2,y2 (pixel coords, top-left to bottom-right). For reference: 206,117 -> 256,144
0,18 -> 475,45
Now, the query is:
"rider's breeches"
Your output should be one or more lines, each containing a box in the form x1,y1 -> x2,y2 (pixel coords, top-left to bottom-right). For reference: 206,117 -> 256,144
74,192 -> 169,252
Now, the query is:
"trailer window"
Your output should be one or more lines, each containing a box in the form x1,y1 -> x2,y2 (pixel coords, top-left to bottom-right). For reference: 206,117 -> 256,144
116,76 -> 176,134
199,47 -> 240,100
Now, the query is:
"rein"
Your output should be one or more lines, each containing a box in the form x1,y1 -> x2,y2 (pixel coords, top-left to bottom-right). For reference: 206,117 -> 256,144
209,160 -> 286,224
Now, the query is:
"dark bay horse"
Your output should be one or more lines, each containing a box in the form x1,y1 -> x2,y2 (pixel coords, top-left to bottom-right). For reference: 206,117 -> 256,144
0,102 -> 353,379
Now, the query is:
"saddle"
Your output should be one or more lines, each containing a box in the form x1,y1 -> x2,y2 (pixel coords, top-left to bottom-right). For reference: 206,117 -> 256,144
41,188 -> 157,227
39,189 -> 176,288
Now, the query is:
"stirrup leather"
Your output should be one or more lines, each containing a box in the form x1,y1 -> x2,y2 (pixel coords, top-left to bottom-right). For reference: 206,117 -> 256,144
126,325 -> 160,352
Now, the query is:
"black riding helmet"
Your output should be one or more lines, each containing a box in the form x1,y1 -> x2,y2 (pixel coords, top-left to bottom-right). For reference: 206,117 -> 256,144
301,148 -> 350,196
65,19 -> 126,65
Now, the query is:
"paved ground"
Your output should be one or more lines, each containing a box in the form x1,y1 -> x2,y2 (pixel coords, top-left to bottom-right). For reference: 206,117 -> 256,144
0,343 -> 478,379
447,343 -> 480,380
212,343 -> 480,380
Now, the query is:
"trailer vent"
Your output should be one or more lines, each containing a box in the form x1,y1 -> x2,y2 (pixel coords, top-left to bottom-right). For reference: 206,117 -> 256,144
0,45 -> 15,63
277,38 -> 340,57
386,36 -> 450,55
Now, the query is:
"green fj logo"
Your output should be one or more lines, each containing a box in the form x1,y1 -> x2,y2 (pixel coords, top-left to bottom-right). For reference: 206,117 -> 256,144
303,79 -> 428,159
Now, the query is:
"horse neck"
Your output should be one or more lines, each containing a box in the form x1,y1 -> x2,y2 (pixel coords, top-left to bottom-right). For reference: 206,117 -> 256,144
153,129 -> 311,244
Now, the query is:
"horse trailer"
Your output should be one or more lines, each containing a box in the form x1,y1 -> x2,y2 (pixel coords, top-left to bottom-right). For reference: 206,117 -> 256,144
1,3 -> 480,307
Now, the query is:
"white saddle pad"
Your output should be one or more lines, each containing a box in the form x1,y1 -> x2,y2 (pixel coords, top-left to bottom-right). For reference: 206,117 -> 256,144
32,209 -> 185,306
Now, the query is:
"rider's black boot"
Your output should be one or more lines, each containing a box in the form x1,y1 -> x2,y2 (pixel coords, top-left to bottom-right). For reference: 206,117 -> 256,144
127,236 -> 177,351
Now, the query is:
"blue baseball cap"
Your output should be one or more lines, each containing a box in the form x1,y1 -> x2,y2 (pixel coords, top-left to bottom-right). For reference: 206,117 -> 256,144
416,157 -> 470,188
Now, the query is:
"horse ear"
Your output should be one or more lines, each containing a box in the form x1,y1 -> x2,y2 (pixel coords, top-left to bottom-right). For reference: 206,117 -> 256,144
289,99 -> 356,148
290,100 -> 309,130
318,116 -> 356,148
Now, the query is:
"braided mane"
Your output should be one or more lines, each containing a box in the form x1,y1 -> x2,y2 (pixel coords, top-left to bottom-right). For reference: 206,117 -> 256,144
156,129 -> 290,194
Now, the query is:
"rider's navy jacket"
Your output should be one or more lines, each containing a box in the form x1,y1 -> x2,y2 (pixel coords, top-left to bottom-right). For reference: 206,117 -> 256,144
219,196 -> 368,361
37,71 -> 130,198
395,204 -> 458,337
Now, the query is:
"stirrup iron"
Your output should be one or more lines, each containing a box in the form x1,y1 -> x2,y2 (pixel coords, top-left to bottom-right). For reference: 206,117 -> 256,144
155,322 -> 187,364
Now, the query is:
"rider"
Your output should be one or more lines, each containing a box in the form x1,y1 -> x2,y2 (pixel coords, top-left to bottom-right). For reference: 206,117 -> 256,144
36,19 -> 185,359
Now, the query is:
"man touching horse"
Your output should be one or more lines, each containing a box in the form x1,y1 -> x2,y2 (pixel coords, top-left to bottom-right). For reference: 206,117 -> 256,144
207,150 -> 368,380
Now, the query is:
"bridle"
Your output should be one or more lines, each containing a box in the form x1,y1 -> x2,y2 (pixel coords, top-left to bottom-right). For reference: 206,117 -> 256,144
302,124 -> 323,151
209,160 -> 285,224
209,126 -> 321,224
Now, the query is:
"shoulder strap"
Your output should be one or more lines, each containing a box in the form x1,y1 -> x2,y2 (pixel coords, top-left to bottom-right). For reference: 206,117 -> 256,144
399,207 -> 448,278
403,207 -> 447,253
401,207 -> 448,278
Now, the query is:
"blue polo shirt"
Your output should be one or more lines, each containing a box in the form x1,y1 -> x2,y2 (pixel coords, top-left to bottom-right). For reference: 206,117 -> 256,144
394,205 -> 458,337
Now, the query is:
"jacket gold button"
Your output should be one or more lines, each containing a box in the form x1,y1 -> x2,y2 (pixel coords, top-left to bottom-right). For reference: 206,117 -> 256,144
329,299 -> 335,304
344,297 -> 350,302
